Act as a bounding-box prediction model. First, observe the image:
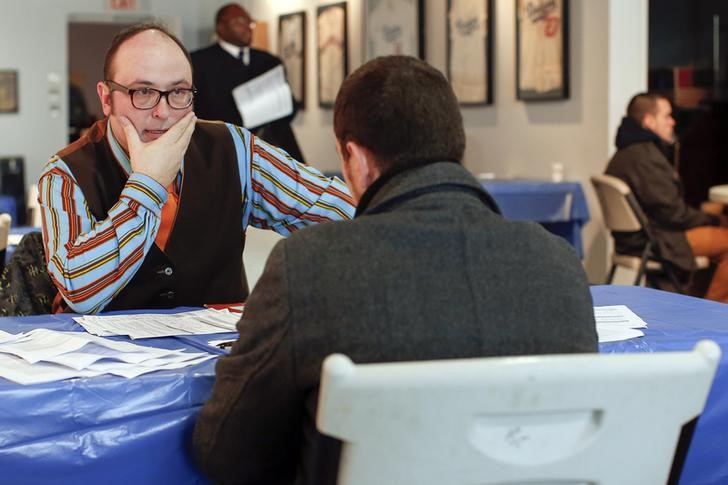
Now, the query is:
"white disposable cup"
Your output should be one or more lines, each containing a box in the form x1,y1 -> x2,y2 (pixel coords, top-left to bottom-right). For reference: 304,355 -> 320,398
551,163 -> 564,183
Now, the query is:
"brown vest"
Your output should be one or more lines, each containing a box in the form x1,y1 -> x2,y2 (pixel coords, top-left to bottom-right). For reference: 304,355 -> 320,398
60,119 -> 248,311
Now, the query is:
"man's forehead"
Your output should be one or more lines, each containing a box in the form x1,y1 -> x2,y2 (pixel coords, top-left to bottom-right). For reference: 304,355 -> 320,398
221,6 -> 249,21
112,32 -> 191,81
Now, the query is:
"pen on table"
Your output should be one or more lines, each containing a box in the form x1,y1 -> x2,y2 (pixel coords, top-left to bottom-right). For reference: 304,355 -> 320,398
216,340 -> 235,349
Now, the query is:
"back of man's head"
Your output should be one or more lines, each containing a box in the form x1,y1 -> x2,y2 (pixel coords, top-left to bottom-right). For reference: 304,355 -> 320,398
333,56 -> 465,175
626,92 -> 666,125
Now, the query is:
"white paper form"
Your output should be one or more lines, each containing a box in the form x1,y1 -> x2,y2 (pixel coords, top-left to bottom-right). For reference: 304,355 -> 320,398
0,328 -> 215,385
594,305 -> 648,343
0,352 -> 101,385
231,65 -> 293,129
90,354 -> 215,379
74,309 -> 239,339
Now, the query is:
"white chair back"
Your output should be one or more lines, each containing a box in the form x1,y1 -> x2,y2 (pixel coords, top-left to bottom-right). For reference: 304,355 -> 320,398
591,174 -> 643,232
26,184 -> 42,228
317,341 -> 721,485
0,213 -> 12,252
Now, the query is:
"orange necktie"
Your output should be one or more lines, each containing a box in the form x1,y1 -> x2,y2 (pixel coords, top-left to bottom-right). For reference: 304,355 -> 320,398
155,183 -> 179,251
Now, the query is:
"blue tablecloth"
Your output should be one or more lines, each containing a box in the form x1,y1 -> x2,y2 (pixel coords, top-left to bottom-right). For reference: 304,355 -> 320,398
0,287 -> 726,484
595,285 -> 728,484
481,180 -> 590,257
0,308 -> 229,485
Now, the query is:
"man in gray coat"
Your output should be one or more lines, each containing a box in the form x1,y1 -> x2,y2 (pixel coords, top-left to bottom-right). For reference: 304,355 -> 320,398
605,92 -> 728,302
193,56 -> 598,485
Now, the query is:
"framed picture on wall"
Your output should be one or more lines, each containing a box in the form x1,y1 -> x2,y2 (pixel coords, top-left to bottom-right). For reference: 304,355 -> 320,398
447,0 -> 493,105
317,2 -> 348,108
278,11 -> 307,109
0,70 -> 19,113
363,0 -> 424,61
516,0 -> 569,101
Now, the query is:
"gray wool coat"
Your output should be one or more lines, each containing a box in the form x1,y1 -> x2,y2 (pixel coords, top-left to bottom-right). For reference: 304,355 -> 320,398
193,161 -> 598,485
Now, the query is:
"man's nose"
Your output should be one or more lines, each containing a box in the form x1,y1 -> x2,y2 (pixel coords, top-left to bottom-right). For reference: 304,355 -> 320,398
152,96 -> 172,118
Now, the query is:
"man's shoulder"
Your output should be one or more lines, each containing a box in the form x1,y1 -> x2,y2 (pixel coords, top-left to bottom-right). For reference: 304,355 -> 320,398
190,45 -> 225,66
607,140 -> 670,175
250,48 -> 283,66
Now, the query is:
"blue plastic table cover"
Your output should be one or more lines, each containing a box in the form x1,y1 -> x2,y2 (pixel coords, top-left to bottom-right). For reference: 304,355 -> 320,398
0,308 -> 231,485
480,180 -> 590,257
595,285 -> 728,484
1,288 -> 727,484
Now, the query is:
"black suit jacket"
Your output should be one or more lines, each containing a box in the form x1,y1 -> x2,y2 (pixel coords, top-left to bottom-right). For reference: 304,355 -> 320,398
193,162 -> 598,485
191,44 -> 305,162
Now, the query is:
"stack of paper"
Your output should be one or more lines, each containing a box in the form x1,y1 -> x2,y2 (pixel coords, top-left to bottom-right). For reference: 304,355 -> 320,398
594,305 -> 648,343
0,328 -> 215,385
74,308 -> 240,339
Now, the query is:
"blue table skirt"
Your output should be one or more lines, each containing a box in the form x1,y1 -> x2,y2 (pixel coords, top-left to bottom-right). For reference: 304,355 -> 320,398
481,180 -> 590,257
0,309 -> 228,485
596,285 -> 728,484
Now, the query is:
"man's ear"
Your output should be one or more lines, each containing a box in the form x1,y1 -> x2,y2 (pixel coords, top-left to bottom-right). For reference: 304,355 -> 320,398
346,141 -> 380,190
642,113 -> 656,132
336,139 -> 380,201
97,81 -> 112,117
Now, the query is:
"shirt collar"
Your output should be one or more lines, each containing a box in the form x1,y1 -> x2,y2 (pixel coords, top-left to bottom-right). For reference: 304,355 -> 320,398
105,118 -> 186,179
218,39 -> 243,58
106,119 -> 132,176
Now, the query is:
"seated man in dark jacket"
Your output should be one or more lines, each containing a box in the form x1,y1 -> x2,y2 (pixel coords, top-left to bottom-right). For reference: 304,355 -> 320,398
193,56 -> 598,485
605,92 -> 728,302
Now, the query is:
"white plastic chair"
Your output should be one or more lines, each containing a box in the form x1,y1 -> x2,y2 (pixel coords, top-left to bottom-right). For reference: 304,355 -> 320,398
26,184 -> 42,228
317,341 -> 721,485
0,213 -> 12,271
591,174 -> 709,290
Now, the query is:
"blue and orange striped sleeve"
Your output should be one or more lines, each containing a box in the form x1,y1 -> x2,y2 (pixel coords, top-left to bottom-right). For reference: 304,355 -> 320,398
38,156 -> 168,314
225,124 -> 356,234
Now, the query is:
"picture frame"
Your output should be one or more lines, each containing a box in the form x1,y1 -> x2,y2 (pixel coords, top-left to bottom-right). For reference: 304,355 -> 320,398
278,11 -> 307,109
0,70 -> 19,113
363,0 -> 424,61
516,0 -> 569,101
447,0 -> 493,105
317,2 -> 348,108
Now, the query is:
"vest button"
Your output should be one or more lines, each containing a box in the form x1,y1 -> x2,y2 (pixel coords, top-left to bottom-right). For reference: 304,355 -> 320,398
161,290 -> 175,300
164,266 -> 173,276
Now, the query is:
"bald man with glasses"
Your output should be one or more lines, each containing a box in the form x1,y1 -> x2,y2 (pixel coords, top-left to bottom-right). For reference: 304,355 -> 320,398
38,23 -> 354,314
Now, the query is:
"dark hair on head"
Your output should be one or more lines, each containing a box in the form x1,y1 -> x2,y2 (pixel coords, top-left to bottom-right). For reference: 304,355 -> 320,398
215,3 -> 245,25
333,55 -> 465,174
626,92 -> 669,124
103,22 -> 191,80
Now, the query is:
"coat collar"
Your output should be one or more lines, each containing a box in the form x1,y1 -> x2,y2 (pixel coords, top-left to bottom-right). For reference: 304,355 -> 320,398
356,161 -> 500,217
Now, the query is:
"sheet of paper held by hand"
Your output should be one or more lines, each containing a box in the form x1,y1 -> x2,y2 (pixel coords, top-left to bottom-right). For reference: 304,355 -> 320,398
232,64 -> 293,129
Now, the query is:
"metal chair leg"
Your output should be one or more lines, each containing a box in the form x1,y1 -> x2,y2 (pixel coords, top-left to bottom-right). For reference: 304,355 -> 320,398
607,264 -> 617,284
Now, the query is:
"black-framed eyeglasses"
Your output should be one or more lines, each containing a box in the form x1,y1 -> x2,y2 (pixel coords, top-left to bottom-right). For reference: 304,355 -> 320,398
105,80 -> 196,110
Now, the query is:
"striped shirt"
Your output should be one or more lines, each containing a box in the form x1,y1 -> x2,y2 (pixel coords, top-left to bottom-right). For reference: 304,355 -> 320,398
39,121 -> 355,314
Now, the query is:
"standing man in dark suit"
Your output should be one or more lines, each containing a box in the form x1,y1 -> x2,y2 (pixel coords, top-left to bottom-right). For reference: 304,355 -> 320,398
191,3 -> 305,162
193,56 -> 598,485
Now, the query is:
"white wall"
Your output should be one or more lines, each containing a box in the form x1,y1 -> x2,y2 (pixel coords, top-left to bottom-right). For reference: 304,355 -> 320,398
248,0 -> 647,282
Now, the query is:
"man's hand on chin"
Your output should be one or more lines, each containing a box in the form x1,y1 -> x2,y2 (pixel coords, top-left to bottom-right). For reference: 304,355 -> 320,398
120,112 -> 197,187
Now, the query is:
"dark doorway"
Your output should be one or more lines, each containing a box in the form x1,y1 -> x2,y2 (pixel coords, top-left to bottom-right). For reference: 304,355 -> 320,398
649,0 -> 728,207
67,20 -> 141,142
